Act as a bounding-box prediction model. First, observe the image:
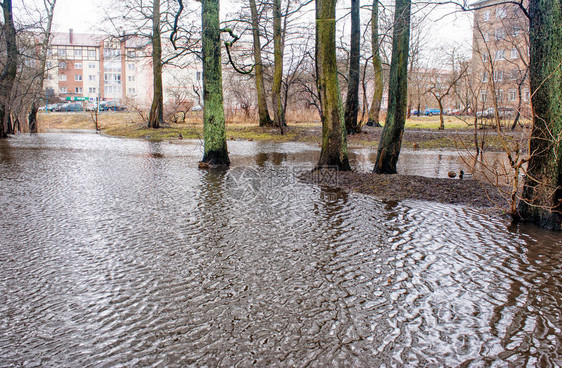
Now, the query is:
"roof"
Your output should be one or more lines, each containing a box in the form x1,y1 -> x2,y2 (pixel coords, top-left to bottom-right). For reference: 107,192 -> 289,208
51,31 -> 148,49
51,32 -> 103,47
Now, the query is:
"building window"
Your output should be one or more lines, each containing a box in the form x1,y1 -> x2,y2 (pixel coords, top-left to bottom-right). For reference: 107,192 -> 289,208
483,11 -> 490,22
480,90 -> 487,102
196,71 -> 202,81
508,89 -> 517,102
495,50 -> 505,60
75,62 -> 82,69
48,74 -> 53,80
58,74 -> 67,81
496,7 -> 507,19
75,87 -> 83,94
75,74 -> 83,81
89,63 -> 96,69
523,89 -> 530,102
483,33 -> 490,42
127,76 -> 135,82
127,50 -> 136,58
60,87 -> 67,93
493,70 -> 503,81
496,89 -> 504,102
128,88 -> 136,94
495,29 -> 505,41
482,53 -> 489,62
59,62 -> 67,69
74,49 -> 82,58
511,48 -> 518,59
128,63 -> 135,71
46,61 -> 52,69
59,48 -> 66,58
482,72 -> 488,82
88,50 -> 96,58
88,87 -> 96,93
89,75 -> 96,81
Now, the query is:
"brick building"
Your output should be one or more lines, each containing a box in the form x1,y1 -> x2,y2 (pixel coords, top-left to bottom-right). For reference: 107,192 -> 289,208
45,30 -> 153,104
471,0 -> 530,115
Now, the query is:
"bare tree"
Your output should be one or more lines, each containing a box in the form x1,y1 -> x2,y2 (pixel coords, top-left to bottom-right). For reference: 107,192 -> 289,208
0,0 -> 18,138
28,0 -> 57,133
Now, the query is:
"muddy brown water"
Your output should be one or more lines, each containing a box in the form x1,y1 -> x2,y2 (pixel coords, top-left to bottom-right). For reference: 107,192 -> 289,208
1,133 -> 560,367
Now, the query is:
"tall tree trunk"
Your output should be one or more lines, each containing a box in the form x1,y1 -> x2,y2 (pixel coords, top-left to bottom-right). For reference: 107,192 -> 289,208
201,0 -> 230,165
271,0 -> 284,129
249,0 -> 273,127
0,0 -> 17,138
315,0 -> 351,171
148,0 -> 164,129
373,0 -> 411,174
518,0 -> 562,230
344,0 -> 360,134
367,0 -> 383,127
29,0 -> 57,134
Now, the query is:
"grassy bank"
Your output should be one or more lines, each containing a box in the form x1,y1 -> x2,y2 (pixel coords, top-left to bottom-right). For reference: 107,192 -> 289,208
37,111 -> 527,151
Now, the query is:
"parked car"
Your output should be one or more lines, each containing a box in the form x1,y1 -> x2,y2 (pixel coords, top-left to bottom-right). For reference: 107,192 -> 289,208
100,101 -> 126,111
191,105 -> 203,112
478,107 -> 516,119
63,103 -> 84,112
451,109 -> 464,116
423,108 -> 441,116
410,109 -> 420,116
84,103 -> 97,111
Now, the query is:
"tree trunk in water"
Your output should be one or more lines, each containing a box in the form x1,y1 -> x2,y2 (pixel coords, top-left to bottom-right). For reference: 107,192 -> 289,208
271,0 -> 284,129
315,0 -> 351,171
344,0 -> 360,134
367,0 -> 383,128
518,0 -> 562,230
201,0 -> 229,165
0,0 -> 17,138
148,0 -> 163,129
249,0 -> 273,127
29,105 -> 39,133
29,0 -> 57,134
373,0 -> 411,174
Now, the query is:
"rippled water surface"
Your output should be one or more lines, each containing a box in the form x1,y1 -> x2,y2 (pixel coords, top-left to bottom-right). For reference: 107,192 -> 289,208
1,133 -> 561,367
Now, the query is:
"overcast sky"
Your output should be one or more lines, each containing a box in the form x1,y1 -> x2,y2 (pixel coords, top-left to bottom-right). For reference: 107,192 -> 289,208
23,0 -> 474,54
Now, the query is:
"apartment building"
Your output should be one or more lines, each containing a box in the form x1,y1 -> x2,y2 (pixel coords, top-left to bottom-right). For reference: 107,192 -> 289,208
44,29 -> 152,104
471,0 -> 530,115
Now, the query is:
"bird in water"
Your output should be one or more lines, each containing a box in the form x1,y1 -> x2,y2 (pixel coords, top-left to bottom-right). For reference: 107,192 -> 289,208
459,170 -> 473,179
178,132 -> 183,139
448,171 -> 457,178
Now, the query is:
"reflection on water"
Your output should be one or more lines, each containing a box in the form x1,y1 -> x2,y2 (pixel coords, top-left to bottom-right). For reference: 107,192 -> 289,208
0,134 -> 560,367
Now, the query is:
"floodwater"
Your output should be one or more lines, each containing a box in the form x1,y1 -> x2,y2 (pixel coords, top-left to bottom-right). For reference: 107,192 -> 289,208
0,133 -> 560,367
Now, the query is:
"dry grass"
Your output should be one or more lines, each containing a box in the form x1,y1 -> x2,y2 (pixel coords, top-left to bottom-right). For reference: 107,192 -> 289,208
36,110 -> 526,151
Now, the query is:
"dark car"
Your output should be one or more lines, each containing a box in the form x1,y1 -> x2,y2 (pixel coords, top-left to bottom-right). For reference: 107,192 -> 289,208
57,103 -> 83,112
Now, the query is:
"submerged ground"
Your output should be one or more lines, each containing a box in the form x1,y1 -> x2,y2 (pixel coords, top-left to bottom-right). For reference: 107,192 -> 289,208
1,133 -> 560,367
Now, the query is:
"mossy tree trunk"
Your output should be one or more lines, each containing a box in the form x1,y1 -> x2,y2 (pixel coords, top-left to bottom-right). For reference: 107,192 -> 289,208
373,0 -> 410,174
249,0 -> 273,127
201,0 -> 229,165
271,0 -> 284,130
367,0 -> 383,127
148,0 -> 164,129
344,0 -> 360,134
315,0 -> 351,171
29,0 -> 57,134
0,0 -> 17,138
518,0 -> 562,230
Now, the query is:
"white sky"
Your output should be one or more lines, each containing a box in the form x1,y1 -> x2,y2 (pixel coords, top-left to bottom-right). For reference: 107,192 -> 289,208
21,0 -> 474,53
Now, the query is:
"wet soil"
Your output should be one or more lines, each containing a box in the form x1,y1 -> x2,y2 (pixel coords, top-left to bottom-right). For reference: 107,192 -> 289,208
301,169 -> 510,212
